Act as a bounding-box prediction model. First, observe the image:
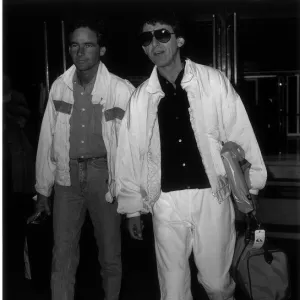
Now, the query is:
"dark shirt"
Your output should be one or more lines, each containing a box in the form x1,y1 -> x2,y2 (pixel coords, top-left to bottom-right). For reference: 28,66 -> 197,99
69,72 -> 107,159
157,67 -> 210,192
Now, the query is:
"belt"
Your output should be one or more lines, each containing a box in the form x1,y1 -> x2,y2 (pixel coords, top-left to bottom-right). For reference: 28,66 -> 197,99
71,156 -> 106,163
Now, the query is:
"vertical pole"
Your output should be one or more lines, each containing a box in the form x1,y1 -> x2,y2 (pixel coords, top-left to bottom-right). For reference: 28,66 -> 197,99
44,21 -> 50,94
212,14 -> 216,69
61,20 -> 66,73
233,12 -> 238,86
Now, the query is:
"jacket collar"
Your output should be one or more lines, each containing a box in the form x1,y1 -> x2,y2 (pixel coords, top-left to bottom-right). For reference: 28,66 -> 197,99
146,58 -> 195,95
61,61 -> 110,97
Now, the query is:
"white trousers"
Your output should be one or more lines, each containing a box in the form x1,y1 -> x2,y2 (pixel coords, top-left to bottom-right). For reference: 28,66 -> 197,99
152,188 -> 236,300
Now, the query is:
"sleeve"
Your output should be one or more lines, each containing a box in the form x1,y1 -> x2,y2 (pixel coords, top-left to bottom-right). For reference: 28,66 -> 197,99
219,73 -> 267,194
35,86 -> 57,197
105,80 -> 135,203
114,80 -> 135,145
115,94 -> 147,215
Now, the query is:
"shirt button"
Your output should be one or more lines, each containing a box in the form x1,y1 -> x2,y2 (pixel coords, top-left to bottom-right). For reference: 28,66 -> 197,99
182,163 -> 186,167
178,139 -> 182,143
81,108 -> 85,112
174,93 -> 176,96
81,155 -> 84,158
81,92 -> 84,95
175,116 -> 179,120
81,140 -> 84,144
82,124 -> 85,128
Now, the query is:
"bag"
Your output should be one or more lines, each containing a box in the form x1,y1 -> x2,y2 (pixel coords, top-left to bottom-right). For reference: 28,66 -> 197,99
231,215 -> 291,300
221,141 -> 254,214
25,209 -> 53,288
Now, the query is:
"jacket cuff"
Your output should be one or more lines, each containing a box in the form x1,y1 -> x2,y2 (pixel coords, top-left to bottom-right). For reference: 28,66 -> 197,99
249,189 -> 259,195
127,212 -> 141,218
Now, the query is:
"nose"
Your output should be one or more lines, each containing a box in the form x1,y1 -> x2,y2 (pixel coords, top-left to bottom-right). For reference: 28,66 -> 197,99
77,45 -> 85,56
151,36 -> 159,47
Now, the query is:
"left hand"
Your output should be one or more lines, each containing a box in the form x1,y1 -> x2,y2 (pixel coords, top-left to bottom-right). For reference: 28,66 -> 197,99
250,194 -> 259,214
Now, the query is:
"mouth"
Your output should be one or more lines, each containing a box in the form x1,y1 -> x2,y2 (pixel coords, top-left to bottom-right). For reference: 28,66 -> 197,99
153,50 -> 165,56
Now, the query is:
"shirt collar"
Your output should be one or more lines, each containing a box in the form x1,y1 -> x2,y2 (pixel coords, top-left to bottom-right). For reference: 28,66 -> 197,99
157,60 -> 186,92
146,59 -> 193,95
72,71 -> 97,94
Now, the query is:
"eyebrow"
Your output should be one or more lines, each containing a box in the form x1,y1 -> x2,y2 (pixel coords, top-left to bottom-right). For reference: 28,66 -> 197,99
70,41 -> 97,45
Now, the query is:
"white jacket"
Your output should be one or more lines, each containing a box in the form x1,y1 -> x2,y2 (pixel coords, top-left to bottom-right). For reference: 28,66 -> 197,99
116,59 -> 267,215
35,62 -> 135,200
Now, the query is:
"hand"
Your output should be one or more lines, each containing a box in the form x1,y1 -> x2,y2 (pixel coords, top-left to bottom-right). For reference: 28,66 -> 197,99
36,193 -> 51,216
127,216 -> 143,240
250,194 -> 259,214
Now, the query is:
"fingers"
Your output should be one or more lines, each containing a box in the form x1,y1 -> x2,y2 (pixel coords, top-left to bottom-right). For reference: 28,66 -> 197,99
45,202 -> 51,215
36,198 -> 51,215
132,224 -> 143,240
128,219 -> 143,240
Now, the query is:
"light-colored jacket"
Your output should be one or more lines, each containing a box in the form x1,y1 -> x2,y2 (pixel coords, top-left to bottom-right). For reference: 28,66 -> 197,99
115,59 -> 267,215
35,62 -> 135,201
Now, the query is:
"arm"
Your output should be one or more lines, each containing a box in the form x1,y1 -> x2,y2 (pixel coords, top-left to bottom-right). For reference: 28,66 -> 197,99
114,80 -> 135,145
115,95 -> 146,217
105,80 -> 135,203
35,87 -> 57,197
219,73 -> 267,194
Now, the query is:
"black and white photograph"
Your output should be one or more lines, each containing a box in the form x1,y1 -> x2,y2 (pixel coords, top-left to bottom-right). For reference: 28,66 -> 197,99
2,0 -> 300,299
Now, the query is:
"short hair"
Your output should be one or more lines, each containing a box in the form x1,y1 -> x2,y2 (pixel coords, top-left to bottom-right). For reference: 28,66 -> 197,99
138,11 -> 184,38
68,19 -> 106,47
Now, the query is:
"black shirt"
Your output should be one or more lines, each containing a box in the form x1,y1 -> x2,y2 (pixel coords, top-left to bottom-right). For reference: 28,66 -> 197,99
157,67 -> 210,192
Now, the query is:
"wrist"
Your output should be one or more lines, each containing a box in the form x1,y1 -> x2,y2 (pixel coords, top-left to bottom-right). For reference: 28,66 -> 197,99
127,212 -> 140,218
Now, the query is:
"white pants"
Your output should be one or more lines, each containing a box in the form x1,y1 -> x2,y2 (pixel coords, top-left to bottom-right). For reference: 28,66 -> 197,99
152,188 -> 236,300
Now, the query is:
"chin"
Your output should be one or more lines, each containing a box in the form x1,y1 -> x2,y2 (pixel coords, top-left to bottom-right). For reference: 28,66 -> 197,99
75,65 -> 88,71
151,56 -> 171,68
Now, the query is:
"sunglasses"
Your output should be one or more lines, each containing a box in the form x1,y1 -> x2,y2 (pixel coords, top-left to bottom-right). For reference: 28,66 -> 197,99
138,28 -> 175,47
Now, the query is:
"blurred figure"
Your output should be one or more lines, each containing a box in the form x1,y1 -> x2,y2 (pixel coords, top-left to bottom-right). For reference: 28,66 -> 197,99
3,74 -> 35,289
3,75 -> 35,195
115,12 -> 267,300
34,20 -> 134,300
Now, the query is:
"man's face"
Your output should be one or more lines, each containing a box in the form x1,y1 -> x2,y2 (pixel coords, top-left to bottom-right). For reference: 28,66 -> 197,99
142,22 -> 183,68
69,27 -> 105,71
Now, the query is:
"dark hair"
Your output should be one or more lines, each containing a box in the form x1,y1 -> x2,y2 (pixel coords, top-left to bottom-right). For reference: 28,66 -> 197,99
68,19 -> 106,47
138,11 -> 184,38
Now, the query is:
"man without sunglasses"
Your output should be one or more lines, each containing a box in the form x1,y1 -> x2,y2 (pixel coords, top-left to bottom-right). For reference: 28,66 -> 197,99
115,12 -> 267,300
35,20 -> 135,300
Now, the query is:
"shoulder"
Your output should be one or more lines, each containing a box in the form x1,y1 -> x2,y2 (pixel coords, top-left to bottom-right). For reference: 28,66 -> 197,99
50,75 -> 66,92
190,61 -> 224,84
109,73 -> 135,93
131,78 -> 150,100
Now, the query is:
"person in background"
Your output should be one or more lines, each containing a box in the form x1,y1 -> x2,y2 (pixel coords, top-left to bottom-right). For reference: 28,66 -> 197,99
115,12 -> 267,300
3,74 -> 36,290
34,19 -> 134,300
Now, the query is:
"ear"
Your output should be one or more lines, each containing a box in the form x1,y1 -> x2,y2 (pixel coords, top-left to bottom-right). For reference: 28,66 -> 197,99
99,46 -> 106,57
177,37 -> 185,48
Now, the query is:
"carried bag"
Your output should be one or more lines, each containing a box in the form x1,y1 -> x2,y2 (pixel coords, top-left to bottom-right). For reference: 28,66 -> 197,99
231,215 -> 291,300
221,141 -> 254,214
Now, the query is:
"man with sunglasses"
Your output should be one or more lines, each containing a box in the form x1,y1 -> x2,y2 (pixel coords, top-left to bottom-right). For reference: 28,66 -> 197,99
115,12 -> 266,300
35,19 -> 134,300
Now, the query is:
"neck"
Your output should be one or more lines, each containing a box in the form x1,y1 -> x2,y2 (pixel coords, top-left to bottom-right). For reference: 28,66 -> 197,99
77,61 -> 100,87
157,55 -> 183,84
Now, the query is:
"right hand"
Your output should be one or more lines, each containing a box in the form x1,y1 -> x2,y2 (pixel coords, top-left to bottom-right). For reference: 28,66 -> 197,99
127,216 -> 143,240
36,193 -> 51,216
